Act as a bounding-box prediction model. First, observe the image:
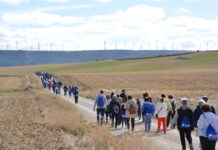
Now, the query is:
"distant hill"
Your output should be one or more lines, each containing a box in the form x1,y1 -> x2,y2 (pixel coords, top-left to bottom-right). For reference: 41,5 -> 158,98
0,50 -> 190,66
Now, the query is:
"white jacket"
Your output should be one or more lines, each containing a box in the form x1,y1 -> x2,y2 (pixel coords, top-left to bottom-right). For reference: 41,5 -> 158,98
124,99 -> 138,118
155,102 -> 168,118
106,99 -> 111,106
197,112 -> 218,137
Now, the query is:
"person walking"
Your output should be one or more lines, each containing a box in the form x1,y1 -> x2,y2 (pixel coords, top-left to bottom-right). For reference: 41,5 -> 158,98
193,100 -> 205,128
71,86 -> 75,97
155,97 -> 168,134
109,95 -> 120,128
167,95 -> 176,128
149,97 -> 156,113
142,97 -> 155,133
117,95 -> 123,104
140,92 -> 149,122
74,89 -> 79,104
105,95 -> 111,123
110,92 -> 115,99
136,99 -> 142,120
171,98 -> 194,150
120,89 -> 127,100
124,95 -> 138,131
120,103 -> 127,128
52,83 -> 56,93
202,96 -> 216,114
93,90 -> 106,125
68,86 -> 72,97
47,80 -> 52,90
56,87 -> 61,95
63,85 -> 68,96
197,104 -> 218,150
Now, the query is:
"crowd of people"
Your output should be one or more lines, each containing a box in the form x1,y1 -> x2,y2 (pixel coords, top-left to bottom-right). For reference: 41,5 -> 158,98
36,72 -> 218,150
36,72 -> 79,104
93,89 -> 218,150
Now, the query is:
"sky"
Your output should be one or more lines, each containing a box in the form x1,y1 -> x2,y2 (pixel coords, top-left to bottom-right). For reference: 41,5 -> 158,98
0,0 -> 218,51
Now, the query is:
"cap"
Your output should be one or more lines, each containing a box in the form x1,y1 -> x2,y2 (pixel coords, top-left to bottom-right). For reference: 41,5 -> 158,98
181,98 -> 188,105
198,99 -> 205,106
168,95 -> 173,99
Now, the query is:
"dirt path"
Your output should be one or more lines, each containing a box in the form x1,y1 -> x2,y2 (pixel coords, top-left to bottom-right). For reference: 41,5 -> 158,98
51,90 -> 217,150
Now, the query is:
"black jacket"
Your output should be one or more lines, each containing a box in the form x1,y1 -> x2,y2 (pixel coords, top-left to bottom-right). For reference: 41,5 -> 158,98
177,107 -> 194,130
109,100 -> 120,115
193,106 -> 203,128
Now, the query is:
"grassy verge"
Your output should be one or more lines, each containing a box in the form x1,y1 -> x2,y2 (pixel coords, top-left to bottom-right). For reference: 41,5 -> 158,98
0,51 -> 218,75
0,75 -> 151,150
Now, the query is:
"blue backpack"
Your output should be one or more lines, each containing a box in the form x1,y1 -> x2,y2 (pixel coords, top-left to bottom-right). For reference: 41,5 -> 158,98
97,95 -> 104,107
122,111 -> 126,118
181,116 -> 191,128
204,114 -> 218,141
206,124 -> 217,141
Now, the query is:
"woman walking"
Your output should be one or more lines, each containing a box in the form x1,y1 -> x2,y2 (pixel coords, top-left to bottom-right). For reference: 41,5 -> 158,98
155,97 -> 168,134
105,95 -> 111,123
171,98 -> 194,150
120,103 -> 127,128
197,104 -> 218,150
124,95 -> 138,131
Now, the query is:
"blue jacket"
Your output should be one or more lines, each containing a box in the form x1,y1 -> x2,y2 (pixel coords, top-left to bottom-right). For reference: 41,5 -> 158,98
142,102 -> 155,116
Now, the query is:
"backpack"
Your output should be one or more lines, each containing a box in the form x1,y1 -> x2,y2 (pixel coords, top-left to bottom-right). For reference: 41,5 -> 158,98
129,104 -> 136,115
121,110 -> 126,118
48,82 -> 52,87
170,101 -> 176,111
206,124 -> 217,141
97,95 -> 104,107
113,104 -> 119,114
203,114 -> 218,141
181,116 -> 191,128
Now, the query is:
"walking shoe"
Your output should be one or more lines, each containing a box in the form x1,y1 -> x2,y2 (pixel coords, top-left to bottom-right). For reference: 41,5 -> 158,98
189,144 -> 194,150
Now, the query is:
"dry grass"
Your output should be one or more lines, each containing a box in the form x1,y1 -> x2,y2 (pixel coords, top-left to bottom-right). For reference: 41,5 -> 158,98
0,75 -> 152,150
0,77 -> 22,90
36,91 -> 84,136
55,68 -> 218,110
0,75 -> 83,150
78,125 -> 151,150
0,52 -> 217,150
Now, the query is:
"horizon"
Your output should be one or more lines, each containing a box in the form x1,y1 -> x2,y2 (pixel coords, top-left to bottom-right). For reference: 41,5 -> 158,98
1,0 -> 218,51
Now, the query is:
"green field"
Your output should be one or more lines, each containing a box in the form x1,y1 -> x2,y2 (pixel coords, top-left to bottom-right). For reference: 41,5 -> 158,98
0,51 -> 218,75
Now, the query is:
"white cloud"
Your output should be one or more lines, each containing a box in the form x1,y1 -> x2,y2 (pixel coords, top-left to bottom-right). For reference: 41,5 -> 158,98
0,0 -> 27,4
1,11 -> 83,26
1,4 -> 218,50
177,7 -> 190,14
96,0 -> 112,3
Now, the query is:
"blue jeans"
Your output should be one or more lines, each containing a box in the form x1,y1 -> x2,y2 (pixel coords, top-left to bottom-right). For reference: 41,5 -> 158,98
97,108 -> 105,124
144,115 -> 152,131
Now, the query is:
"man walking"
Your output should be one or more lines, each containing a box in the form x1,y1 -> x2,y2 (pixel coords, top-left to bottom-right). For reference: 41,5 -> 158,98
93,90 -> 106,125
109,95 -> 120,128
